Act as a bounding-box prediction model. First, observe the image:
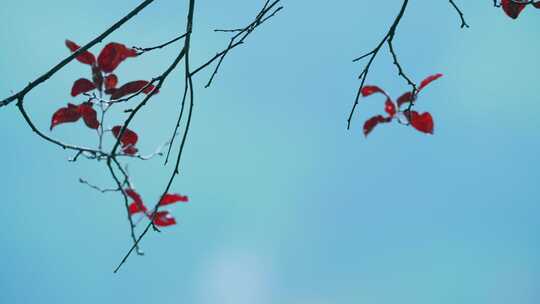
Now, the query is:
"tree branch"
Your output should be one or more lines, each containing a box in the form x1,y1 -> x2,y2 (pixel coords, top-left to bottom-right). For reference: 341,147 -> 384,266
347,0 -> 411,130
449,0 -> 470,28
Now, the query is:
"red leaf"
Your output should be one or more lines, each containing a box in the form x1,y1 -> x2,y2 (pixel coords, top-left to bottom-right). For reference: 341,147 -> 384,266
408,111 -> 434,134
65,40 -> 96,65
104,74 -> 118,90
361,85 -> 389,98
112,126 -> 139,155
363,115 -> 390,137
125,188 -> 147,215
153,211 -> 176,227
78,102 -> 99,129
128,201 -> 148,215
50,103 -> 81,130
397,91 -> 414,107
71,78 -> 96,97
501,0 -> 527,19
384,99 -> 396,117
97,42 -> 138,73
418,73 -> 443,91
122,145 -> 138,155
160,194 -> 189,206
110,81 -> 157,99
533,1 -> 540,8
142,84 -> 158,95
125,189 -> 143,204
111,126 -> 138,146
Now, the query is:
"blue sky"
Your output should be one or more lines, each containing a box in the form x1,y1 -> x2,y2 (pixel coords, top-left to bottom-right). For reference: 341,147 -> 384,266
0,1 -> 539,303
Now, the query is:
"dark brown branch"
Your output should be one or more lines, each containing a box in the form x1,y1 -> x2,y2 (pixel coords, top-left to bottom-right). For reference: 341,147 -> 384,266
107,158 -> 143,255
190,0 -> 283,87
114,0 -> 196,274
164,77 -> 189,165
347,0 -> 410,130
387,40 -> 417,95
16,98 -> 104,155
449,0 -> 470,28
133,31 -> 190,54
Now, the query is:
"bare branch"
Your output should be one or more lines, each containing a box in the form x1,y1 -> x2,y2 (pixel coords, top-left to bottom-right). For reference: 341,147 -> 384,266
114,0 -> 197,273
190,0 -> 283,87
79,178 -> 120,193
133,31 -> 190,54
347,0 -> 411,130
449,0 -> 470,28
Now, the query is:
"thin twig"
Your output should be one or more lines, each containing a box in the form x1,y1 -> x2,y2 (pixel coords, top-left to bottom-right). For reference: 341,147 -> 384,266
190,0 -> 283,87
347,0 -> 410,130
449,0 -> 470,28
134,31 -> 190,54
79,178 -> 120,193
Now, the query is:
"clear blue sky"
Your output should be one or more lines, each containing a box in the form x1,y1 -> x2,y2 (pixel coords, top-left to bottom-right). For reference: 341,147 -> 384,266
1,1 -> 539,303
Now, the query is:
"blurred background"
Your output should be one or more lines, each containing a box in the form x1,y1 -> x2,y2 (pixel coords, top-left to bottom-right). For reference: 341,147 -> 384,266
0,1 -> 539,303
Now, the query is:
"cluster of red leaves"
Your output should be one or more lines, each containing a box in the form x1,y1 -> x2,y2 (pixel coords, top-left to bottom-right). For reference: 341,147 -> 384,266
125,189 -> 189,227
501,0 -> 540,19
51,40 -> 158,131
361,73 -> 443,137
50,102 -> 99,130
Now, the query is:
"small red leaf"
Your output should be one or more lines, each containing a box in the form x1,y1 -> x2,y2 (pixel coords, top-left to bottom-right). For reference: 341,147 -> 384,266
408,111 -> 434,134
363,115 -> 390,137
153,211 -> 176,227
71,78 -> 96,97
112,126 -> 138,146
361,85 -> 389,98
501,0 -> 527,19
97,42 -> 138,73
65,40 -> 96,65
50,103 -> 81,130
397,91 -> 414,107
78,102 -> 99,129
533,1 -> 540,8
125,189 -> 143,204
384,99 -> 396,117
112,126 -> 139,155
125,188 -> 147,215
122,145 -> 138,155
418,73 -> 443,91
160,194 -> 189,206
142,84 -> 158,95
110,81 -> 157,99
128,202 -> 148,215
104,74 -> 118,90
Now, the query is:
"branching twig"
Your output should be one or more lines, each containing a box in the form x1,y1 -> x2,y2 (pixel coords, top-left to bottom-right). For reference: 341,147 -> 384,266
347,0 -> 411,130
114,0 -> 197,274
79,178 -> 120,193
133,32 -> 190,54
449,0 -> 470,28
190,0 -> 283,87
166,0 -> 282,163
